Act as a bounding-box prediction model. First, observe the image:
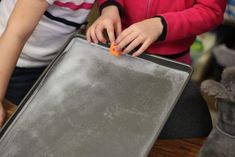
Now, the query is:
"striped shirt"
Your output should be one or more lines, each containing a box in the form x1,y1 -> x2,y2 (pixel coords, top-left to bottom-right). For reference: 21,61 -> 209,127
0,0 -> 95,67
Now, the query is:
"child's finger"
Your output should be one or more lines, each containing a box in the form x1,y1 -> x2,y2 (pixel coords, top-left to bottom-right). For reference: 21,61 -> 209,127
123,37 -> 143,54
132,40 -> 150,57
106,25 -> 115,43
90,26 -> 98,43
86,28 -> 91,43
115,28 -> 132,44
115,21 -> 122,37
116,32 -> 137,51
96,25 -> 107,43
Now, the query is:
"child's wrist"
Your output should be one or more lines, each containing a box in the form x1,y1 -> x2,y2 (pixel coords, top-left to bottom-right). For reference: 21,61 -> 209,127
99,1 -> 124,16
101,6 -> 119,15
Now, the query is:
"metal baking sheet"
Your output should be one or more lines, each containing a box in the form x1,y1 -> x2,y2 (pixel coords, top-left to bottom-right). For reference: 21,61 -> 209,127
0,36 -> 192,157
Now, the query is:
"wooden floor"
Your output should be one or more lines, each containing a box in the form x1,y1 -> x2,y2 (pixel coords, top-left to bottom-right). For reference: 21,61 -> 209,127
3,101 -> 205,157
149,138 -> 205,157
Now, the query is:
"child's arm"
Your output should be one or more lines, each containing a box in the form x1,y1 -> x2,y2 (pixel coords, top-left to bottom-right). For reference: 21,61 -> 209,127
100,0 -> 226,56
0,0 -> 49,127
115,18 -> 164,57
86,1 -> 122,43
102,0 -> 226,42
87,0 -> 161,56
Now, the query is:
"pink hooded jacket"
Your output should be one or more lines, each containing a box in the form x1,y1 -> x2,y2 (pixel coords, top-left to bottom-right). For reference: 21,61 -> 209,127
98,0 -> 226,64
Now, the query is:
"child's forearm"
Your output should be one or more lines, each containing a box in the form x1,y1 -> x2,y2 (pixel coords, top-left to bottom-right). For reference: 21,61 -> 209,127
0,33 -> 26,103
0,0 -> 49,103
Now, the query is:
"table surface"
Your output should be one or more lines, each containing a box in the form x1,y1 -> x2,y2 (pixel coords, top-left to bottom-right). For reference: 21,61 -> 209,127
3,101 -> 205,157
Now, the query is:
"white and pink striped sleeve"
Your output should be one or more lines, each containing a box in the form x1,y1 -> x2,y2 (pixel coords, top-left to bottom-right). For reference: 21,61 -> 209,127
46,0 -> 56,4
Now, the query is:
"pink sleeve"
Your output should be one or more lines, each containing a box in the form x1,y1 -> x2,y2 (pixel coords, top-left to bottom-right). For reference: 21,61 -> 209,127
159,0 -> 226,42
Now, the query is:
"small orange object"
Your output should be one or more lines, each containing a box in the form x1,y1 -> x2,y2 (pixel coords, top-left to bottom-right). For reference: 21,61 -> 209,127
109,43 -> 121,56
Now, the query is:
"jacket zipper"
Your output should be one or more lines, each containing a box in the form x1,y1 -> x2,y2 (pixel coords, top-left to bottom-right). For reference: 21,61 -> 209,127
146,0 -> 152,18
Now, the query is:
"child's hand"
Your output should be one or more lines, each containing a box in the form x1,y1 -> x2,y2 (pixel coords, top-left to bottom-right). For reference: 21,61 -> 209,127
115,18 -> 163,57
86,6 -> 121,44
0,102 -> 6,128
